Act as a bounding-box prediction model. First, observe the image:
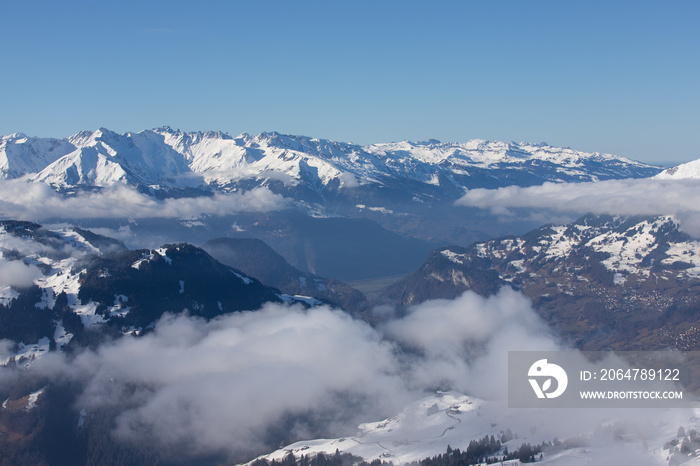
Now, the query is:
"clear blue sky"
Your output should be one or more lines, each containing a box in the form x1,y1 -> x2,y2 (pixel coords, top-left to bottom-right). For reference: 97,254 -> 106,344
1,0 -> 698,164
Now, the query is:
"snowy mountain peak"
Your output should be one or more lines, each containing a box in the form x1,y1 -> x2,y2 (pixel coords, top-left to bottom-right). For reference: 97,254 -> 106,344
153,126 -> 233,141
655,158 -> 700,180
33,128 -> 199,188
0,133 -> 76,180
68,128 -> 105,147
154,125 -> 177,134
252,131 -> 358,157
404,138 -> 442,146
6,132 -> 28,141
235,132 -> 253,141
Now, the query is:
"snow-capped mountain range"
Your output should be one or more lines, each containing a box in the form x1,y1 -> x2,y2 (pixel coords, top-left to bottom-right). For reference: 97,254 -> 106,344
0,128 -> 661,195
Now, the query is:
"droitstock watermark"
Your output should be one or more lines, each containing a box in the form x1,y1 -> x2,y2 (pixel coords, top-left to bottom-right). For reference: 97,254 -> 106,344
508,351 -> 700,408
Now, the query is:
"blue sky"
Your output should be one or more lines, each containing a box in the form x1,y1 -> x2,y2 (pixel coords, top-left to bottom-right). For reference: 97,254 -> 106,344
1,0 -> 698,164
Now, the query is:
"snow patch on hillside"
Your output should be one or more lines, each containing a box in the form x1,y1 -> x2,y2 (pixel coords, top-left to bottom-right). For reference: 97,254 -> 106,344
441,249 -> 466,265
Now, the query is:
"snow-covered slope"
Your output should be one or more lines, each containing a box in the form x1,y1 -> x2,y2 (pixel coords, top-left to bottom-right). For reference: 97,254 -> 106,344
0,221 -> 113,366
0,128 -> 661,194
655,158 -> 700,180
33,128 -> 201,188
250,390 -> 698,465
0,133 -> 75,179
390,214 -> 700,304
253,392 -> 493,464
157,129 -> 360,189
473,215 -> 700,285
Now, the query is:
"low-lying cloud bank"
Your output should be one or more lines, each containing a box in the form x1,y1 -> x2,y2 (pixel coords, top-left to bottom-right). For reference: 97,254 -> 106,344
1,288 -> 690,463
0,180 -> 289,220
457,178 -> 700,216
19,289 -> 555,459
457,178 -> 700,236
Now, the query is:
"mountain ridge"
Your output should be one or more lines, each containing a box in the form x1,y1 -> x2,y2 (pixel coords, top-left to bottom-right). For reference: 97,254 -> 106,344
380,214 -> 700,350
202,236 -> 369,314
0,219 -> 295,364
1,128 -> 662,194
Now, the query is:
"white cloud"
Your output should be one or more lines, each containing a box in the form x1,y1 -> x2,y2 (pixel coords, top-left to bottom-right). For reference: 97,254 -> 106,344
21,289 -> 691,462
384,288 -> 558,399
0,180 -> 290,220
457,178 -> 700,216
26,290 -> 559,459
40,304 -> 410,457
456,178 -> 700,236
0,258 -> 43,288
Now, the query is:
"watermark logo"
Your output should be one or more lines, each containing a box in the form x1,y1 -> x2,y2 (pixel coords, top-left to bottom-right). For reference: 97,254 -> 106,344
510,351 -> 693,408
528,358 -> 568,399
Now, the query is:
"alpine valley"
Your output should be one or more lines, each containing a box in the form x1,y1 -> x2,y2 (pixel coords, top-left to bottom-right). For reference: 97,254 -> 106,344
1,128 -> 700,466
